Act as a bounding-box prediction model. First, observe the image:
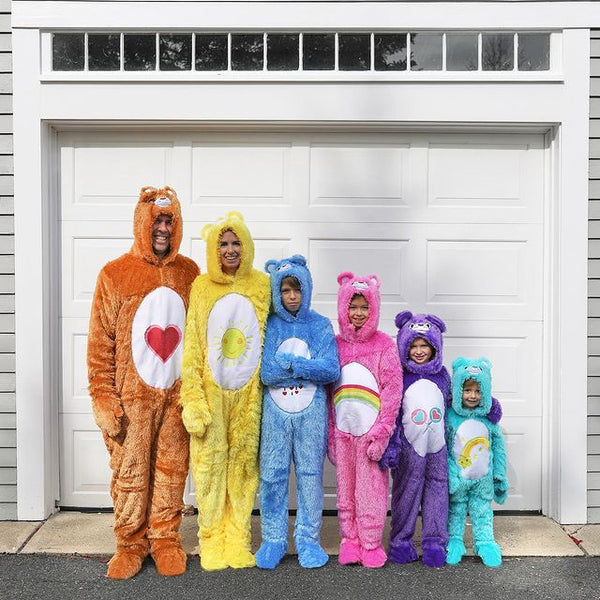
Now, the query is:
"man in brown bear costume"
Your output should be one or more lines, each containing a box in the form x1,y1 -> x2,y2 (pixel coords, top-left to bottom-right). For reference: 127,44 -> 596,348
87,186 -> 199,579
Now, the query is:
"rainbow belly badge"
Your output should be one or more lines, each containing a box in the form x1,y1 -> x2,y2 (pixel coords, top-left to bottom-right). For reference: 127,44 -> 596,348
131,286 -> 186,389
269,337 -> 317,413
453,419 -> 490,480
333,362 -> 380,436
207,293 -> 261,390
402,379 -> 445,458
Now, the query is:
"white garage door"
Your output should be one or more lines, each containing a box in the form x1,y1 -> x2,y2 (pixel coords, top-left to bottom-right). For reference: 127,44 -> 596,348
59,129 -> 545,511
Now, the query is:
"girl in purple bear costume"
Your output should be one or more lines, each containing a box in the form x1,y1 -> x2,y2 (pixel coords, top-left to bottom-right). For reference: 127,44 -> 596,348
381,312 -> 502,568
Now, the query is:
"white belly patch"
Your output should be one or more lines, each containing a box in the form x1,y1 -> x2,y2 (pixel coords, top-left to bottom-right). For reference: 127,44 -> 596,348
402,379 -> 445,457
207,293 -> 261,390
453,419 -> 490,480
333,362 -> 380,436
269,337 -> 317,413
131,286 -> 186,389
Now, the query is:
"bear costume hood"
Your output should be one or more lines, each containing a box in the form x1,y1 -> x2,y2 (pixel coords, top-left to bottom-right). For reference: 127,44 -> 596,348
265,254 -> 312,322
336,271 -> 381,343
451,356 -> 493,418
201,211 -> 255,284
396,311 -> 446,376
131,185 -> 183,266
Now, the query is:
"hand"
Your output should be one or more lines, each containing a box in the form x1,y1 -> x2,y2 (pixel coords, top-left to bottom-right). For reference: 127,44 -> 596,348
92,398 -> 123,438
275,352 -> 294,371
366,437 -> 388,462
182,403 -> 210,437
448,477 -> 460,496
379,442 -> 400,470
327,443 -> 337,466
493,478 -> 509,504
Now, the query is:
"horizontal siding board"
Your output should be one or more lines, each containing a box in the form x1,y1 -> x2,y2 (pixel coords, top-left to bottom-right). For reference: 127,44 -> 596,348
0,135 -> 12,154
590,199 -> 600,219
589,299 -> 600,316
0,54 -> 11,74
0,485 -> 16,503
0,393 -> 14,412
0,197 -> 13,215
0,156 -> 13,176
0,429 -> 15,448
0,373 -> 15,392
0,467 -> 15,485
590,416 -> 600,434
589,473 -> 600,489
589,490 -> 600,506
0,448 -> 15,467
0,35 -> 10,53
0,73 -> 11,94
0,413 -> 15,428
592,138 -> 600,156
0,354 -> 14,372
591,162 -> 600,178
589,240 -> 600,257
593,39 -> 600,57
589,454 -> 600,471
589,220 -> 600,238
589,280 -> 600,297
0,295 -> 14,312
0,335 -> 15,353
0,94 -> 11,114
589,259 -> 600,278
0,216 -> 12,235
0,275 -> 14,294
0,236 -> 14,254
589,435 -> 600,454
592,79 -> 600,97
0,255 -> 14,274
589,397 -> 600,415
0,176 -> 13,196
592,180 -> 600,199
0,314 -> 15,332
0,503 -> 16,520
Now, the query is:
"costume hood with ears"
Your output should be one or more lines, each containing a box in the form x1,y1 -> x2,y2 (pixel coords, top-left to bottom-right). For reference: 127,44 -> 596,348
336,271 -> 381,343
131,185 -> 183,266
396,311 -> 446,376
264,254 -> 312,323
451,356 -> 493,418
201,211 -> 255,284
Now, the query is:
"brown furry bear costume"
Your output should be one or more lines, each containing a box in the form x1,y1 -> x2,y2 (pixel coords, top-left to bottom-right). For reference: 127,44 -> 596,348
87,186 -> 199,579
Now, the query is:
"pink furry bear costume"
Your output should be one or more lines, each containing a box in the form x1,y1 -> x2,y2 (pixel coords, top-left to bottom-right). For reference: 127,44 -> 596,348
328,272 -> 403,568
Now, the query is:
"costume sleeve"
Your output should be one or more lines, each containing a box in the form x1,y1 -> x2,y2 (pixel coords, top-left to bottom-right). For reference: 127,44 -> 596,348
327,384 -> 337,466
260,317 -> 294,386
446,417 -> 461,495
180,278 -> 212,436
440,367 -> 452,408
290,321 -> 340,385
87,269 -> 124,437
488,396 -> 503,425
491,422 -> 509,504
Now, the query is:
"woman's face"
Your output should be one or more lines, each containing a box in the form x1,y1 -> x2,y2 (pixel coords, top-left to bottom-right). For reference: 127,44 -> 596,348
219,230 -> 242,275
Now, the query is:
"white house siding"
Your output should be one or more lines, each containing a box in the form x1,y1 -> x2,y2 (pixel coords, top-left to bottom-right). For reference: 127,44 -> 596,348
0,0 -> 13,521
589,29 -> 600,524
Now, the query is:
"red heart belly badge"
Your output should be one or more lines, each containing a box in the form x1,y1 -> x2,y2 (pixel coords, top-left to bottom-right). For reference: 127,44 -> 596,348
144,325 -> 182,363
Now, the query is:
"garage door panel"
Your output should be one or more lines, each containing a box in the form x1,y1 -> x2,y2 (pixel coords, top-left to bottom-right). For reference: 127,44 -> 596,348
61,317 -> 90,414
444,321 -> 542,418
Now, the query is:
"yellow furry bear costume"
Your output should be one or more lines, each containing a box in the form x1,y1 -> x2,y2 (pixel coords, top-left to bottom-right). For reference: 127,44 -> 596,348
87,186 -> 199,579
180,212 -> 270,570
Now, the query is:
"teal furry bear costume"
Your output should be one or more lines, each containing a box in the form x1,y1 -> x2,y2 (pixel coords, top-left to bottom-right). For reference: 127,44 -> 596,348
256,255 -> 339,569
446,357 -> 509,568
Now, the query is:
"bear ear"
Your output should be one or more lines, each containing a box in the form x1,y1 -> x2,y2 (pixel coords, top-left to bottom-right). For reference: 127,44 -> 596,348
395,311 -> 413,329
480,357 -> 492,371
225,211 -> 244,223
337,271 -> 354,286
139,186 -> 157,203
264,259 -> 278,274
452,356 -> 468,370
368,274 -> 381,288
427,314 -> 447,333
201,222 -> 213,242
289,254 -> 307,267
163,186 -> 177,200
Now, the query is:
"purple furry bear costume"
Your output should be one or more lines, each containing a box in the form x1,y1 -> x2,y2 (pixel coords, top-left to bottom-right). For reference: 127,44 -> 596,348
381,312 -> 502,568
380,312 -> 450,567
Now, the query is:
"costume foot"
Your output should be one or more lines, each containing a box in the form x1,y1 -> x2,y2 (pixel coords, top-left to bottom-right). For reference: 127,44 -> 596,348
446,538 -> 466,565
225,545 -> 256,569
297,541 -> 329,569
360,545 -> 387,569
256,540 -> 287,570
200,539 -> 227,571
106,549 -> 145,580
475,542 -> 502,568
338,538 -> 361,565
150,540 -> 187,576
388,540 -> 418,565
422,540 -> 446,568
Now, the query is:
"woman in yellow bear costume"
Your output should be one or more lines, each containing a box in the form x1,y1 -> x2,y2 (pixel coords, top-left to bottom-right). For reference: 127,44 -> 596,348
181,212 -> 270,570
88,186 -> 199,579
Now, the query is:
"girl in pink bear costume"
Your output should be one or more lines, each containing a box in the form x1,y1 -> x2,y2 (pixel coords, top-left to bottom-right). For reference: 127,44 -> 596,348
328,272 -> 403,568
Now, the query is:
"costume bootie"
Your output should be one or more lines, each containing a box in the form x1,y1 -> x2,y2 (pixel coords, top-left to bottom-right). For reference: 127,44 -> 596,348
106,540 -> 149,580
296,540 -> 329,569
422,538 -> 446,568
388,539 -> 418,564
360,545 -> 387,569
475,541 -> 502,568
256,540 -> 287,570
150,538 -> 187,576
446,538 -> 466,565
338,538 -> 361,565
200,532 -> 228,571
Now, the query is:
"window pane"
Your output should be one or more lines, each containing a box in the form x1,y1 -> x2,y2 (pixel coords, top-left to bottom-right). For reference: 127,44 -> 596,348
410,33 -> 442,71
446,33 -> 478,71
302,33 -> 334,70
374,34 -> 407,71
518,33 -> 550,71
267,34 -> 299,71
159,34 -> 191,71
195,34 -> 228,71
482,33 -> 514,71
53,33 -> 84,71
231,34 -> 263,71
124,34 -> 156,71
88,34 -> 120,71
339,34 -> 370,71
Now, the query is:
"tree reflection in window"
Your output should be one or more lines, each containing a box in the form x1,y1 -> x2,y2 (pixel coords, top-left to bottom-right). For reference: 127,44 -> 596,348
231,34 -> 264,70
482,33 -> 514,71
339,34 -> 370,71
410,33 -> 442,71
518,33 -> 549,71
124,34 -> 156,71
88,34 -> 120,71
374,34 -> 407,71
303,34 -> 334,70
267,34 -> 299,71
160,34 -> 192,71
195,34 -> 228,71
53,33 -> 84,71
446,33 -> 478,71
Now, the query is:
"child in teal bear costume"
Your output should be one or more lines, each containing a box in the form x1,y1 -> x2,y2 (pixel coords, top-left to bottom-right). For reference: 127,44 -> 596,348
446,357 -> 509,568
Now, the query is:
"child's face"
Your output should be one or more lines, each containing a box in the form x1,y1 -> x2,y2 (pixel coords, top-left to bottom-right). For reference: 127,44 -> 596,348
281,278 -> 302,315
408,337 -> 433,364
462,379 -> 482,409
348,295 -> 369,330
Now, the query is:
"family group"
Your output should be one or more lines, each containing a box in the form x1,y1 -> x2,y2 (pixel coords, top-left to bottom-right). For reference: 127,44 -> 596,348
87,186 -> 508,581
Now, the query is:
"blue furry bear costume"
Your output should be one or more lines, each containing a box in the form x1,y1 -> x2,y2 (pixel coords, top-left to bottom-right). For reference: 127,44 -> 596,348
446,357 -> 509,568
256,255 -> 340,570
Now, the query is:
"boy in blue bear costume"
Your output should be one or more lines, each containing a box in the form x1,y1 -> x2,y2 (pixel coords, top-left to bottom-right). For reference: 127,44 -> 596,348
446,357 -> 509,568
256,255 -> 340,570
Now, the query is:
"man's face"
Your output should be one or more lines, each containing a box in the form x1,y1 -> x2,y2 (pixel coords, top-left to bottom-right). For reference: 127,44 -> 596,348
152,214 -> 173,259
